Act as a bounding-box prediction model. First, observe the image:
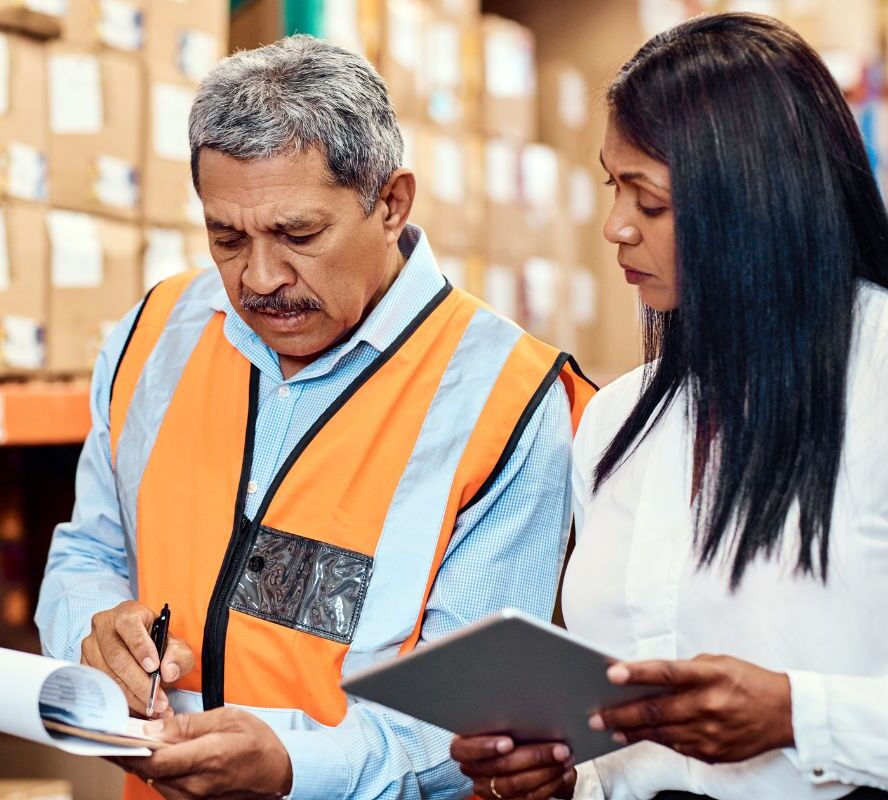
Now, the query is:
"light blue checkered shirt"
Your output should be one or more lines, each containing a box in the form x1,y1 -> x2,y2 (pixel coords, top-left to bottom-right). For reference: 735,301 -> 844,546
36,225 -> 573,800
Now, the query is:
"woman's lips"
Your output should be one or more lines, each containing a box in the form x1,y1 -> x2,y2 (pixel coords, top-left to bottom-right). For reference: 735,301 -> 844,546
620,264 -> 653,285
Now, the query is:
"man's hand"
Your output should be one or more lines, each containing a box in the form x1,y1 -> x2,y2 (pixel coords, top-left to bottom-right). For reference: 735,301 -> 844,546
117,708 -> 293,799
450,735 -> 577,800
80,600 -> 194,718
589,654 -> 794,763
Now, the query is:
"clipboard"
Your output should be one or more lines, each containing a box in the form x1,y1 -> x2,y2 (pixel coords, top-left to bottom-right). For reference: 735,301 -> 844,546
341,608 -> 664,763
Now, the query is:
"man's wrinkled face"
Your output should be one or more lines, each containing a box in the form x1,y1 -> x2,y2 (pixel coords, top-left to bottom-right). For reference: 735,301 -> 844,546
198,147 -> 397,364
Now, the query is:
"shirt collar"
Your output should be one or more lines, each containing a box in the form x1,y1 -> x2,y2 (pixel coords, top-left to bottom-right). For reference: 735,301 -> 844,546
208,224 -> 445,377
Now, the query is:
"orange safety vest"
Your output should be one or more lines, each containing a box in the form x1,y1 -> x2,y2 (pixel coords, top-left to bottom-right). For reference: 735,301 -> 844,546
109,268 -> 595,799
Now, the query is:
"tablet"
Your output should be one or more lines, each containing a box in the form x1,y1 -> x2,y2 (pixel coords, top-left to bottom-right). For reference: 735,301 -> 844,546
341,608 -> 664,763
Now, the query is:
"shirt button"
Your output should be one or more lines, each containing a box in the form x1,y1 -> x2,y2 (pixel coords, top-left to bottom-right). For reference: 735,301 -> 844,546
278,385 -> 291,398
813,768 -> 824,778
246,480 -> 258,495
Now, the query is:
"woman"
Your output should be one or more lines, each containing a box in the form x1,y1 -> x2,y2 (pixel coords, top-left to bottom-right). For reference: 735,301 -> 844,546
452,13 -> 888,800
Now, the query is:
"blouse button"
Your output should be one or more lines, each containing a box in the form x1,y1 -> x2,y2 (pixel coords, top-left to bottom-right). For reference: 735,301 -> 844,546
813,768 -> 824,778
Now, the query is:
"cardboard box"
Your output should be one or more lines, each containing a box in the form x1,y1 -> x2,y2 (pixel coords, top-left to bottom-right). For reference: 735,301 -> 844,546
229,0 -> 282,52
480,15 -> 536,141
47,211 -> 141,373
0,33 -> 49,204
431,0 -> 479,23
0,0 -> 63,40
142,225 -> 212,293
0,781 -> 72,799
0,202 -> 48,374
46,45 -> 142,219
145,0 -> 228,86
378,0 -> 428,120
481,136 -> 527,263
62,0 -> 146,52
143,76 -> 202,227
538,61 -> 590,162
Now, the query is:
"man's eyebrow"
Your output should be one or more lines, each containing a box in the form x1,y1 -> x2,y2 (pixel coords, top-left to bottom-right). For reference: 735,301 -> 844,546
599,151 -> 669,193
272,215 -> 319,231
205,219 -> 240,233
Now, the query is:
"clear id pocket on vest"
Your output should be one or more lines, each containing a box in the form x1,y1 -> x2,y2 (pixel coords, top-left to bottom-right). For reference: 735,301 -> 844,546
229,526 -> 373,644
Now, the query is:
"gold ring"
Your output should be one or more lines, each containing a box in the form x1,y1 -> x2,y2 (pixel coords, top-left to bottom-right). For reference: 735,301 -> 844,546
146,778 -> 154,788
672,742 -> 682,754
490,777 -> 504,799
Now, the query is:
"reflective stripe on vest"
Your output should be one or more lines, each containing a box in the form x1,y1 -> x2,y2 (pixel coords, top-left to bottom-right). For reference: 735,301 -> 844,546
111,270 -> 595,800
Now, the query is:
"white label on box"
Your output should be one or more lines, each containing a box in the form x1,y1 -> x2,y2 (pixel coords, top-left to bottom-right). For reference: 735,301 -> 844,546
400,123 -> 417,169
571,269 -> 598,326
178,30 -> 217,82
47,210 -> 103,289
7,141 -> 48,201
523,257 -> 558,326
25,0 -> 67,15
94,154 -> 139,209
186,180 -> 204,226
99,0 -> 144,51
522,144 -> 559,208
0,35 -> 9,116
427,22 -> 461,88
323,0 -> 362,53
144,228 -> 188,292
485,29 -> 534,99
49,54 -> 103,134
558,68 -> 587,130
569,166 -> 596,224
2,316 -> 45,369
0,210 -> 8,292
427,90 -> 459,126
438,255 -> 466,290
152,83 -> 194,162
485,264 -> 518,321
433,137 -> 465,204
485,139 -> 519,204
389,0 -> 421,69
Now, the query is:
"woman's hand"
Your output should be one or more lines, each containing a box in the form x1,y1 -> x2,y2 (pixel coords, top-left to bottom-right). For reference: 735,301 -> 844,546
450,735 -> 577,799
589,654 -> 793,763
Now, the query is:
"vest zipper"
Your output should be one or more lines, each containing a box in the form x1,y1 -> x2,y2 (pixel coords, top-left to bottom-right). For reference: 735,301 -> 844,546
201,365 -> 260,709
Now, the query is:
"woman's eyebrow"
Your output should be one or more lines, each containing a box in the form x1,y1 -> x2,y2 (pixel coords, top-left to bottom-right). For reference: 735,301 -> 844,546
599,151 -> 669,193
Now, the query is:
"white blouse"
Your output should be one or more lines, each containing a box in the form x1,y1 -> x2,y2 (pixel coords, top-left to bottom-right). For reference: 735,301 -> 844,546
562,280 -> 888,800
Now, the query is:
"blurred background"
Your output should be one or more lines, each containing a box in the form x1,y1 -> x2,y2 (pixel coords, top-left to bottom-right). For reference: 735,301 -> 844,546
0,0 -> 885,795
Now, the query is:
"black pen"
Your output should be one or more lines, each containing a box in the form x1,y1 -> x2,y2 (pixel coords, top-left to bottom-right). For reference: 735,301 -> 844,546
146,603 -> 171,718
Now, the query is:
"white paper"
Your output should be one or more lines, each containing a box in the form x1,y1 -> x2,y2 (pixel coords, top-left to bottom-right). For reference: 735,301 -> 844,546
485,139 -> 520,204
25,0 -> 67,15
0,34 -> 10,117
0,210 -> 8,292
571,269 -> 598,326
485,264 -> 518,321
323,0 -> 362,53
49,54 -> 103,135
558,68 -> 587,130
2,316 -> 44,369
388,0 -> 421,69
400,123 -> 417,169
485,29 -> 534,99
523,257 -> 558,327
0,647 -> 152,756
47,211 -> 103,289
152,83 -> 194,162
94,154 -> 139,210
99,0 -> 144,51
438,255 -> 466,290
144,228 -> 187,292
433,137 -> 465,204
568,166 -> 596,224
178,30 -> 217,83
426,22 -> 461,88
7,141 -> 48,202
522,144 -> 559,209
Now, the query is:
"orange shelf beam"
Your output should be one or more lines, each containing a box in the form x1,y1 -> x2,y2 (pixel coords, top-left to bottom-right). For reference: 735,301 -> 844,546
0,380 -> 91,446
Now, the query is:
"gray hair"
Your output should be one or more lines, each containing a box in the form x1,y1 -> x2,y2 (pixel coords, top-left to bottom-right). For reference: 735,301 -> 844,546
188,35 -> 404,214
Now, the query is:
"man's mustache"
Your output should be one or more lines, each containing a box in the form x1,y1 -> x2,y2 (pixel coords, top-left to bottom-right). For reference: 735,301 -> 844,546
240,289 -> 324,314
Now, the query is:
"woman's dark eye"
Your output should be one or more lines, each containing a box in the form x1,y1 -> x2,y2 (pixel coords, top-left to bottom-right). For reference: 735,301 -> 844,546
604,176 -> 616,187
635,202 -> 666,218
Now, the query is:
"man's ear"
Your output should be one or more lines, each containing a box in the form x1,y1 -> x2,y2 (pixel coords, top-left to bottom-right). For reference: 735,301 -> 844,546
378,168 -> 416,245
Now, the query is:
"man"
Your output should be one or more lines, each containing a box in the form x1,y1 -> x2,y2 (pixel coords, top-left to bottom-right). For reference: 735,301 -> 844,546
36,35 -> 594,800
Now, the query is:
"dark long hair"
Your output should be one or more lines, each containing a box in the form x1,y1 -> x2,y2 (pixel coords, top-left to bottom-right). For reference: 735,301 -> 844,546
595,13 -> 888,587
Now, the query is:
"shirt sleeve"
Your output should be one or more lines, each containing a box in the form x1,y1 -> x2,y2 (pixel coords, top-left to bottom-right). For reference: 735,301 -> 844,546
574,742 -> 695,800
786,670 -> 888,790
278,379 -> 575,800
34,303 -> 142,662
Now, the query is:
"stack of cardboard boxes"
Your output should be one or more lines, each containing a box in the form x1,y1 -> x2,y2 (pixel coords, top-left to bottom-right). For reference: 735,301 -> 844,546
0,0 -> 225,376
